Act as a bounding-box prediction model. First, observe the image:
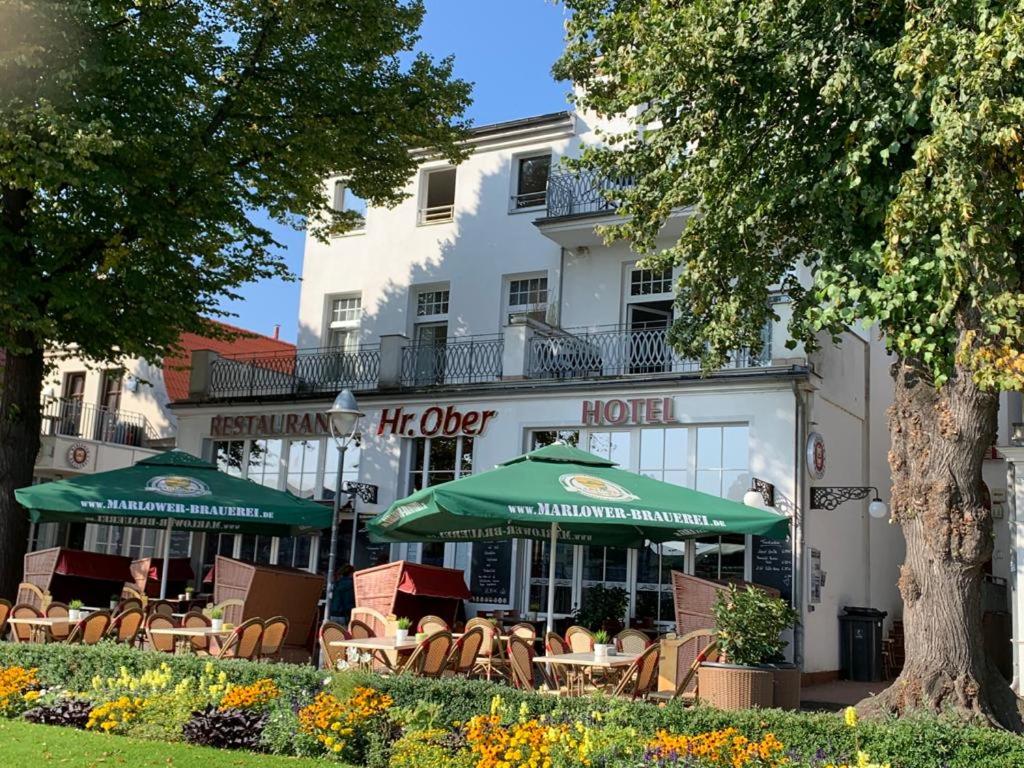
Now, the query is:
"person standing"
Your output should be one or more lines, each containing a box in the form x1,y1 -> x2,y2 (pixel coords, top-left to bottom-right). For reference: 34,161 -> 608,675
330,564 -> 355,625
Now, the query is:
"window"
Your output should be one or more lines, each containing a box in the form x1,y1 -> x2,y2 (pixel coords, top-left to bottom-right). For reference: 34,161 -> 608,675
407,436 -> 473,569
246,439 -> 283,488
124,528 -> 158,559
693,425 -> 750,582
416,289 -> 449,318
411,288 -> 450,385
630,267 -> 672,296
419,168 -> 456,224
100,371 -> 122,412
506,276 -> 548,324
513,154 -> 551,209
327,295 -> 361,351
332,181 -> 367,228
530,430 -> 579,449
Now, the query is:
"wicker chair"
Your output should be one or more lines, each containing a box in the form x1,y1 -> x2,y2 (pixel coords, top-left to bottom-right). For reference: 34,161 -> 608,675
260,616 -> 290,660
612,643 -> 661,700
471,619 -> 507,681
108,608 -> 145,645
121,584 -> 148,611
319,621 -> 350,670
447,626 -> 485,676
66,610 -> 112,645
649,630 -> 720,703
506,635 -> 538,690
416,615 -> 449,634
115,597 -> 144,615
217,618 -> 264,660
182,611 -> 212,654
45,602 -> 71,641
565,625 -> 595,653
0,598 -> 10,639
400,631 -> 454,677
146,614 -> 177,654
17,582 -> 48,611
206,599 -> 244,626
149,600 -> 176,617
348,618 -> 375,639
614,629 -> 651,655
509,622 -> 538,642
543,632 -> 571,689
9,603 -> 41,643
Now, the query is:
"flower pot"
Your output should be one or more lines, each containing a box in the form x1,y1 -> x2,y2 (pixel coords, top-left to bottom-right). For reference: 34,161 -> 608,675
698,662 -> 774,710
211,618 -> 224,632
767,663 -> 801,711
109,600 -> 118,610
68,609 -> 81,622
395,629 -> 409,643
178,593 -> 187,601
594,643 -> 616,658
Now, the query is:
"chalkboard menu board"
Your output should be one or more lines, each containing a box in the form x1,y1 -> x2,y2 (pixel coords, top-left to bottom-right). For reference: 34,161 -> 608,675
751,536 -> 793,603
470,541 -> 513,605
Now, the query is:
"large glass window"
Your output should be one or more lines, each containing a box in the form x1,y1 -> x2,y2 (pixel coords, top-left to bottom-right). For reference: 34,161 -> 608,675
529,540 -> 574,615
639,427 -> 688,486
287,439 -> 322,499
630,267 -> 672,296
587,431 -> 631,466
246,439 -> 283,488
406,436 -> 473,568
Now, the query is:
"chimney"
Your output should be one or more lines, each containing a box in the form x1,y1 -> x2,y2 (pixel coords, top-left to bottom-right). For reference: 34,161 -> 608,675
273,324 -> 280,340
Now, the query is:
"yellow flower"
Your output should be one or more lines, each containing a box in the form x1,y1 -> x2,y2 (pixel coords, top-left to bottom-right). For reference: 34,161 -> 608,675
844,706 -> 859,728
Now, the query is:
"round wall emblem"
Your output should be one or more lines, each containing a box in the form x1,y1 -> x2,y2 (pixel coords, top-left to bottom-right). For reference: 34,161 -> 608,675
807,432 -> 826,480
66,443 -> 91,470
145,475 -> 211,497
559,473 -> 638,502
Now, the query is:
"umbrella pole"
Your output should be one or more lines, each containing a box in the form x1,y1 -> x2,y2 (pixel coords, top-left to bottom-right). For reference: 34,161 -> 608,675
546,523 -> 558,637
159,518 -> 173,599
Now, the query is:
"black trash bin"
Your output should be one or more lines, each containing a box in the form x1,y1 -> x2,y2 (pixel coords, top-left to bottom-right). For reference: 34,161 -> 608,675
839,606 -> 887,682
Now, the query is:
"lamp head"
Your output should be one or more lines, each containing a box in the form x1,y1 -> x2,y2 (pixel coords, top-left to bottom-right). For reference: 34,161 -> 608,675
327,389 -> 363,443
743,489 -> 764,509
868,498 -> 889,519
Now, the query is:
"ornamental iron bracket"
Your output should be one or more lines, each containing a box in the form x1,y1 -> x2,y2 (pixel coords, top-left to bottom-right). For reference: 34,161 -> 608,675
344,481 -> 379,505
810,486 -> 880,511
751,477 -> 775,507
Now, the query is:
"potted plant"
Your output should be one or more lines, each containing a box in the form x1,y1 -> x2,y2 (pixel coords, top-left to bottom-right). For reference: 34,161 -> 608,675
593,629 -> 616,658
395,617 -> 411,643
209,607 -> 224,632
573,584 -> 629,635
68,600 -> 84,622
700,584 -> 798,710
185,585 -> 194,599
109,594 -> 119,610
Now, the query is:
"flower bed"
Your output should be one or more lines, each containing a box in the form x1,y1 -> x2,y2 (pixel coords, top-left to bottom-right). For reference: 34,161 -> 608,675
0,640 -> 1021,767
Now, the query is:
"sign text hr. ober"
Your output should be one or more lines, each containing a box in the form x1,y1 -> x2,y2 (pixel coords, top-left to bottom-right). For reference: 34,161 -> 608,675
581,397 -> 678,426
377,406 -> 498,437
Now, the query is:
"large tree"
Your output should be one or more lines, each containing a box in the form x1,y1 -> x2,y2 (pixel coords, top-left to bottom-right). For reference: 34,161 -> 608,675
0,1 -> 470,596
558,0 -> 1024,727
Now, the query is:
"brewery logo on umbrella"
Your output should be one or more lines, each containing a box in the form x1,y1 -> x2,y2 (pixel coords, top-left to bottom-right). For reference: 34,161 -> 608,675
145,475 -> 211,498
559,473 -> 638,502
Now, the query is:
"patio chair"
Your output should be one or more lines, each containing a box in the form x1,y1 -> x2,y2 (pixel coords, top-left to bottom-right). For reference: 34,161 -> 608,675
509,622 -> 538,642
417,615 -> 449,635
471,619 -> 507,681
17,582 -> 48,611
611,643 -> 662,700
217,618 -> 264,660
206,599 -> 244,626
146,614 -> 178,654
615,629 -> 651,655
149,600 -> 175,617
0,598 -> 10,639
260,616 -> 290,660
544,631 -> 571,689
182,610 -> 212,654
319,621 -> 350,670
566,625 -> 595,653
9,603 -> 41,643
447,626 -> 485,676
45,602 -> 71,641
107,608 -> 145,645
505,634 -> 557,696
400,631 -> 454,678
66,610 -> 112,645
348,618 -> 375,639
649,631 -> 720,704
115,597 -> 144,615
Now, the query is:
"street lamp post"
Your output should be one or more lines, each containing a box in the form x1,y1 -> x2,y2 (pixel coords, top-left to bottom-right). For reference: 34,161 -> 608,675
323,389 -> 363,628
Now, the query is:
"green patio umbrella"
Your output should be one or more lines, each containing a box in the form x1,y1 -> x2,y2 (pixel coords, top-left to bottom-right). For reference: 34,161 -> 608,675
15,450 -> 333,598
367,442 -> 789,632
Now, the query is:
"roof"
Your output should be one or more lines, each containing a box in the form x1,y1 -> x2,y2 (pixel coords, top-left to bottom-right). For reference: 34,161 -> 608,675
163,320 -> 294,402
467,110 -> 574,139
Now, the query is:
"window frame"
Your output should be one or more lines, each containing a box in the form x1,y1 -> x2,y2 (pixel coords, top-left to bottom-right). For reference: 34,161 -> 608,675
324,294 -> 362,350
509,152 -> 552,212
418,167 -> 457,225
503,272 -> 549,326
331,180 -> 367,233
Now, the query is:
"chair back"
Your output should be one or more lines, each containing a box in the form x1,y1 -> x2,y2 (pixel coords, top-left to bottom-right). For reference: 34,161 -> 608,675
219,618 -> 264,660
348,618 -> 375,639
506,635 -> 536,690
121,583 -> 148,610
416,615 -> 449,635
116,597 -> 144,615
9,603 -> 41,643
464,616 -> 495,631
450,626 -> 485,674
615,629 -> 651,655
613,643 -> 662,699
566,625 -> 595,653
319,621 -> 349,669
110,608 -> 145,644
68,610 -> 112,645
260,616 -> 290,659
149,600 -> 175,617
672,630 -> 720,700
17,582 -> 48,611
466,617 -> 499,657
545,631 -> 569,655
182,610 -> 211,652
402,631 -> 454,677
146,614 -> 177,653
207,598 -> 244,626
45,602 -> 70,641
509,623 -> 537,642
0,598 -> 11,637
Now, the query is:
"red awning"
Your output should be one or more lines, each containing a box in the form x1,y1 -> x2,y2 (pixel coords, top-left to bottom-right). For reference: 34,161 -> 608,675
145,558 -> 194,583
396,563 -> 470,600
54,549 -> 132,582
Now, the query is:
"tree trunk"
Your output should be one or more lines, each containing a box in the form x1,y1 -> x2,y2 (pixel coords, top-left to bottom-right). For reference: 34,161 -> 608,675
0,338 -> 44,600
859,355 -> 1023,729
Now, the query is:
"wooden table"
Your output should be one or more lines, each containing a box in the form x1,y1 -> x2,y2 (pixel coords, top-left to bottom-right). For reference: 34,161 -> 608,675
328,636 -> 418,670
148,625 -> 232,654
7,616 -> 68,643
533,651 -> 639,695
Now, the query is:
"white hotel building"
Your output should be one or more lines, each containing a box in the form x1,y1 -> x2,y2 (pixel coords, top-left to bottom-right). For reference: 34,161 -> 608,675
172,107 -> 932,680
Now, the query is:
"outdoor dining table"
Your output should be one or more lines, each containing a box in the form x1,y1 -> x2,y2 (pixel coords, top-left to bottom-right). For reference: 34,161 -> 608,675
329,636 -> 419,670
148,625 -> 233,654
7,616 -> 70,643
533,651 -> 639,696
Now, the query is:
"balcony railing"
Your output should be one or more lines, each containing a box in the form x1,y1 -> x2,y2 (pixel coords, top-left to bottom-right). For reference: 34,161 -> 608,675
418,203 -> 455,225
208,346 -> 380,399
544,168 -> 635,219
528,323 -> 771,380
40,398 -> 157,446
400,335 -> 504,387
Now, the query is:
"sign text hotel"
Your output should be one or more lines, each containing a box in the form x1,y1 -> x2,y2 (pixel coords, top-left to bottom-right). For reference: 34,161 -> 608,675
581,397 -> 678,426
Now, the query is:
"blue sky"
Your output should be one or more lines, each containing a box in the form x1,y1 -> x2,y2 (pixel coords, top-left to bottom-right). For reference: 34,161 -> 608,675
220,0 -> 570,342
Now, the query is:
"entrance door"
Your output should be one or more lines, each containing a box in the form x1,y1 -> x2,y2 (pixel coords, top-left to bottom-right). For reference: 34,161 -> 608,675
61,372 -> 87,436
412,322 -> 447,385
627,301 -> 672,373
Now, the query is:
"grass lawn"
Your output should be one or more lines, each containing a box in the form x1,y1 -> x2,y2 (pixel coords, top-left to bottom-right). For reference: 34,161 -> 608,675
0,720 -> 335,768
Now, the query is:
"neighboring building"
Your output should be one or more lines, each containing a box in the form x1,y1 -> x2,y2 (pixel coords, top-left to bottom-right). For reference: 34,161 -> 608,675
173,107 -> 906,680
29,322 -> 293,561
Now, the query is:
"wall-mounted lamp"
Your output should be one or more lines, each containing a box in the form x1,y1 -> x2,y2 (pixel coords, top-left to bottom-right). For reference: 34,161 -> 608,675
811,486 -> 889,519
743,477 -> 775,508
1012,422 -> 1024,447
